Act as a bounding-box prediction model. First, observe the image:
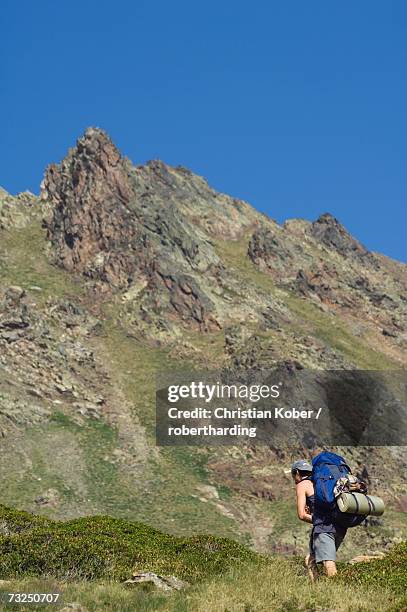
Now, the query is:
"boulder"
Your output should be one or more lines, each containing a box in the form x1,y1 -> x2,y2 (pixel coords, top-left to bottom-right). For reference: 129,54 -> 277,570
125,571 -> 189,591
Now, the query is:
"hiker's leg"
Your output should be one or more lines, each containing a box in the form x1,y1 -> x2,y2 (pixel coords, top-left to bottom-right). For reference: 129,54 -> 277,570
304,528 -> 318,581
313,532 -> 337,577
319,528 -> 347,576
305,553 -> 318,581
323,560 -> 337,577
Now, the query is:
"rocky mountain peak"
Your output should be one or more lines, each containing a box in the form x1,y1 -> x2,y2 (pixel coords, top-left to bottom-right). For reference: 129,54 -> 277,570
41,126 -> 132,211
40,129 -> 233,331
38,128 -> 406,342
311,212 -> 368,258
74,127 -> 125,172
41,128 -> 135,283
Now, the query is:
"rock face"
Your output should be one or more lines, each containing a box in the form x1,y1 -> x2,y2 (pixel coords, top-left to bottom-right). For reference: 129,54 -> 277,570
247,227 -> 295,276
39,127 -> 407,343
311,213 -> 369,258
42,128 -> 260,331
0,285 -> 105,433
41,128 -> 406,343
42,128 -> 138,281
0,188 -> 38,230
247,215 -> 406,340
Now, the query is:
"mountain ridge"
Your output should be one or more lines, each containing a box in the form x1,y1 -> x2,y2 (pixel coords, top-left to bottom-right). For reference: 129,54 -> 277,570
0,127 -> 405,560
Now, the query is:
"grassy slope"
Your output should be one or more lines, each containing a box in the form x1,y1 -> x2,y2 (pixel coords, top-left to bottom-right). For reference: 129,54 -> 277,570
94,319 -> 238,537
0,506 -> 405,612
0,223 -> 84,304
0,221 -> 238,540
0,549 -> 405,612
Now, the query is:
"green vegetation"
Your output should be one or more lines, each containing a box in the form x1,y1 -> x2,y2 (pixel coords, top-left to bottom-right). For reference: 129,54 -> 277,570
0,222 -> 84,304
341,542 -> 407,596
266,499 -> 298,531
282,290 -> 399,370
213,232 -> 277,294
0,417 -> 124,520
89,308 -> 241,539
98,309 -> 176,435
0,505 -> 259,583
0,542 -> 405,611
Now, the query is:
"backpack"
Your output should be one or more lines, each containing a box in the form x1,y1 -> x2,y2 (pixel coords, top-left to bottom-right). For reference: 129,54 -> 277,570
311,451 -> 365,528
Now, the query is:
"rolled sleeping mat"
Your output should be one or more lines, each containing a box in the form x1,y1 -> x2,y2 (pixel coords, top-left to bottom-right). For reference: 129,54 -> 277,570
337,492 -> 385,516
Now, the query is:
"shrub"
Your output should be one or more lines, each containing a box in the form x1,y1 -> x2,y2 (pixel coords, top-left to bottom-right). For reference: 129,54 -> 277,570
0,505 -> 260,582
339,542 -> 407,596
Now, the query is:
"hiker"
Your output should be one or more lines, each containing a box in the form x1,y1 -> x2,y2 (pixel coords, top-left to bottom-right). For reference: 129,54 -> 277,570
291,459 -> 317,580
292,457 -> 347,579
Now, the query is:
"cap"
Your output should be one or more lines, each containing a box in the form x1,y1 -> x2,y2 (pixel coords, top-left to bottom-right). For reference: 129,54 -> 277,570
291,459 -> 313,474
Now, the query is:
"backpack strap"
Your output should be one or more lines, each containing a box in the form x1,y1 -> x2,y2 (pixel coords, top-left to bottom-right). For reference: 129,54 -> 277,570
349,493 -> 360,513
366,496 -> 376,514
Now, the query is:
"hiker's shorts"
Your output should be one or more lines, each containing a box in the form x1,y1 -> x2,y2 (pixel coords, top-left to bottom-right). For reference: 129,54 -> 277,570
312,529 -> 346,563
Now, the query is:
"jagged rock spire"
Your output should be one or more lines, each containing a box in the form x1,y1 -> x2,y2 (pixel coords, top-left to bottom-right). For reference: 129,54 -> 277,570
311,213 -> 368,257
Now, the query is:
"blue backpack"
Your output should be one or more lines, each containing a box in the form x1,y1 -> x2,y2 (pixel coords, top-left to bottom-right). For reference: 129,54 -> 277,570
311,451 -> 365,528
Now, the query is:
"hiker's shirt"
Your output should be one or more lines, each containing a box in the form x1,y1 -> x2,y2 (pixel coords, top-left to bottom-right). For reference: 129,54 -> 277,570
313,510 -> 335,534
300,476 -> 315,518
313,507 -> 347,535
303,476 -> 346,536
306,492 -> 315,515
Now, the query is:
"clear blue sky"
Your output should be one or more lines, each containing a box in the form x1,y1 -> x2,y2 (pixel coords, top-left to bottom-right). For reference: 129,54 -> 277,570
1,1 -> 406,261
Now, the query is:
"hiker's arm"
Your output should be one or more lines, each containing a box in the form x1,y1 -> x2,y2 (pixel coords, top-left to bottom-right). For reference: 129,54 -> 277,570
296,486 -> 313,524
